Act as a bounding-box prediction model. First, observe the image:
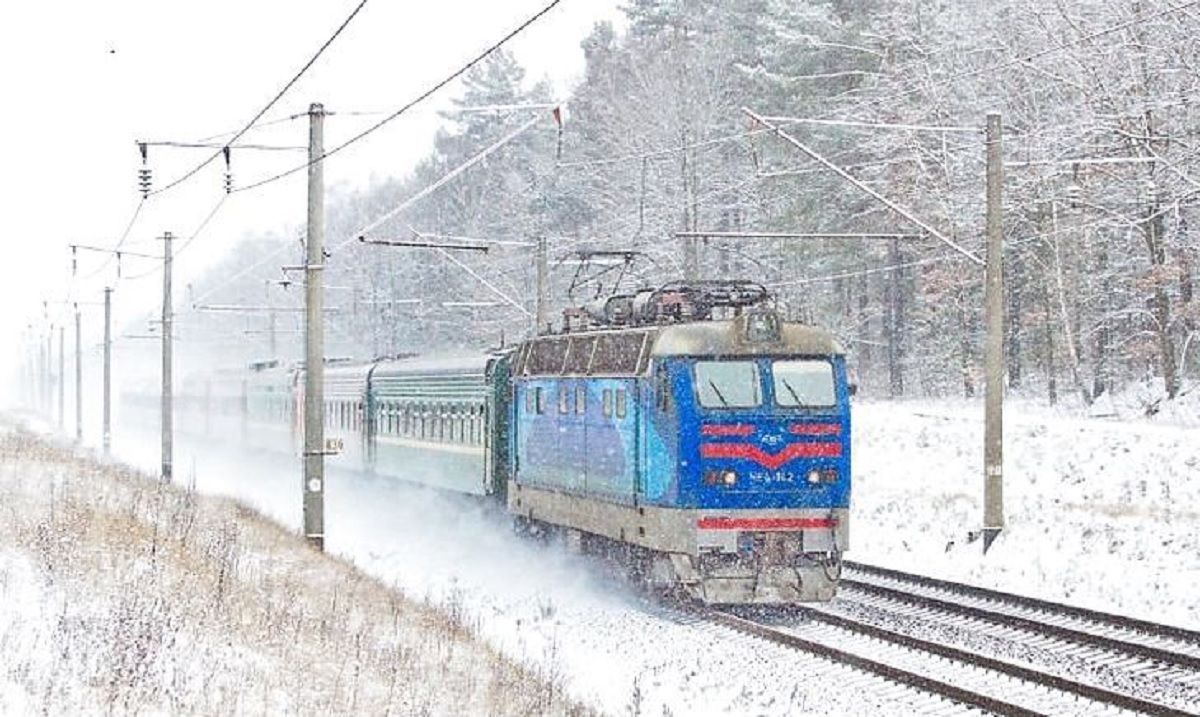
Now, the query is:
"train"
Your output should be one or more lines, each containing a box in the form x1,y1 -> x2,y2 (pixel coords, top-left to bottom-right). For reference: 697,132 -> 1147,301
177,280 -> 853,604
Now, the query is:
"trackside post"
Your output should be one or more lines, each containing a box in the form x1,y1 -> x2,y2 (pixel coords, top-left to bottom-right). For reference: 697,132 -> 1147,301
983,113 -> 1004,552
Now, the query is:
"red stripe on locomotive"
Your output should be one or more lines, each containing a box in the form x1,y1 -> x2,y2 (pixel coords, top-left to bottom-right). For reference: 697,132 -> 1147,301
699,441 -> 842,469
697,516 -> 838,530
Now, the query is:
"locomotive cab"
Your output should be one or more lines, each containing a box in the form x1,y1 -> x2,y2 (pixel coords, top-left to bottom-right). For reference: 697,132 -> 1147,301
647,310 -> 851,603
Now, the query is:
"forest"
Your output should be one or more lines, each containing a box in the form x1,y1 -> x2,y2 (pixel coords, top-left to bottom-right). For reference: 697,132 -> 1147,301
189,0 -> 1200,404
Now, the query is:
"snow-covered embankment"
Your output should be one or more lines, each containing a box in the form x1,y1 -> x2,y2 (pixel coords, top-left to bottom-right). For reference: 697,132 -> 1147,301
0,425 -> 585,715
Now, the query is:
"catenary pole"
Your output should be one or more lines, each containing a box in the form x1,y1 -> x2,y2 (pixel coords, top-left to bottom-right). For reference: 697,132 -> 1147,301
103,287 -> 112,454
535,235 -> 548,334
983,113 -> 1005,552
266,281 -> 278,358
57,324 -> 65,430
45,328 -> 52,416
161,231 -> 174,482
74,305 -> 82,442
303,102 -> 326,551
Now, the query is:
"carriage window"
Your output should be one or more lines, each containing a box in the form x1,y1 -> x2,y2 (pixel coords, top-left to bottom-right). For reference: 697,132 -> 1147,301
559,386 -> 569,414
694,361 -> 762,408
615,388 -> 627,418
575,385 -> 586,414
602,389 -> 612,417
535,387 -> 544,414
773,360 -> 836,408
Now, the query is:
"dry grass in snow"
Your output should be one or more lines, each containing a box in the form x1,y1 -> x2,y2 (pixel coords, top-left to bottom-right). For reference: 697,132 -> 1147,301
0,426 -> 588,716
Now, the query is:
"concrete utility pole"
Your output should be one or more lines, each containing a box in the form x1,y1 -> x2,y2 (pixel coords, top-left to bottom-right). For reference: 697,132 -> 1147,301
534,235 -> 548,334
983,113 -> 1005,552
57,325 -> 65,430
265,281 -> 278,358
103,287 -> 112,454
161,231 -> 174,482
303,102 -> 326,551
74,305 -> 82,442
683,235 -> 700,280
45,328 -> 53,416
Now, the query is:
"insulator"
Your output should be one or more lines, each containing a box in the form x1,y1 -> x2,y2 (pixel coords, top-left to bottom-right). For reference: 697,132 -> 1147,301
222,146 -> 233,193
138,167 -> 152,198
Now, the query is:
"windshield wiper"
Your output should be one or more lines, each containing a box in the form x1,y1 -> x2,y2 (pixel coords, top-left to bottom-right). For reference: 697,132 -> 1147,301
708,379 -> 730,407
780,378 -> 807,407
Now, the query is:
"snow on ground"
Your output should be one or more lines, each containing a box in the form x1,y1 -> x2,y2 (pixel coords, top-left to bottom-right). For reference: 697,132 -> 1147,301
103,421 -> 929,716
79,393 -> 1198,714
852,396 -> 1200,630
0,424 -> 585,716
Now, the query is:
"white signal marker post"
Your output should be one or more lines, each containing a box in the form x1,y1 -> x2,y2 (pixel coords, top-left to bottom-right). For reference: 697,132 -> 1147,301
303,102 -> 326,551
983,113 -> 1005,552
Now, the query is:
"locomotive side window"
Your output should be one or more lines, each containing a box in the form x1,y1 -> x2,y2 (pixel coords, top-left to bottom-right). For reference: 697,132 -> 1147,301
694,361 -> 762,408
575,385 -> 586,414
773,359 -> 836,408
655,363 -> 670,412
558,386 -> 569,414
602,388 -> 612,417
563,337 -> 595,374
615,388 -> 627,418
591,333 -> 644,374
527,339 -> 570,374
534,387 -> 545,415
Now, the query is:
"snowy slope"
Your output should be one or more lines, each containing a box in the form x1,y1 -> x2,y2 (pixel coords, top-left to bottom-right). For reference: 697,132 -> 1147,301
0,425 -> 585,716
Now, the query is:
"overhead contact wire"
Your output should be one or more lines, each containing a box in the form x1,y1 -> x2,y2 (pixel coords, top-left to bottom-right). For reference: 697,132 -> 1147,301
233,0 -> 567,193
149,0 -> 371,197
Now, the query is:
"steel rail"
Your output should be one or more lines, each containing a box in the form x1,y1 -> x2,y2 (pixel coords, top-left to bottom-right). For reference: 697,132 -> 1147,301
845,561 -> 1200,654
708,610 -> 1043,717
839,577 -> 1200,674
799,606 -> 1193,717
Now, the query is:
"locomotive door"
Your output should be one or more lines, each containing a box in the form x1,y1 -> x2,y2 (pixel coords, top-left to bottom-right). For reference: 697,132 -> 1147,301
585,378 -> 640,502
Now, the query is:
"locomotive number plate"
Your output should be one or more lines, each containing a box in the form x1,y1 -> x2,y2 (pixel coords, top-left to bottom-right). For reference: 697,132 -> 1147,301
749,470 -> 797,484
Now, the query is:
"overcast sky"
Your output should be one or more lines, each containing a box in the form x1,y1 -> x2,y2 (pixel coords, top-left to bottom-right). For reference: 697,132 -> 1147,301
0,0 -> 623,392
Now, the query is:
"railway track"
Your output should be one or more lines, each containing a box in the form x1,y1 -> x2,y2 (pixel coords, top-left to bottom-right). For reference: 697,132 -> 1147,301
842,560 -> 1200,669
696,562 -> 1200,715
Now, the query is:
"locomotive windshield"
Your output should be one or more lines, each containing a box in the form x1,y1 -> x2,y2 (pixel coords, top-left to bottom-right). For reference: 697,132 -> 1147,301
772,359 -> 836,408
694,361 -> 762,408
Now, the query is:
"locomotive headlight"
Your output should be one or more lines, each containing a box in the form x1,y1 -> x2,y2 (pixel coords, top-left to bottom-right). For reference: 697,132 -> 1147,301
722,470 -> 737,486
807,469 -> 822,484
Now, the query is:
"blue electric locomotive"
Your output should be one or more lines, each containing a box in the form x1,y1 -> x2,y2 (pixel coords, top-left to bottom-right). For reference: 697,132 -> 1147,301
508,284 -> 850,603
